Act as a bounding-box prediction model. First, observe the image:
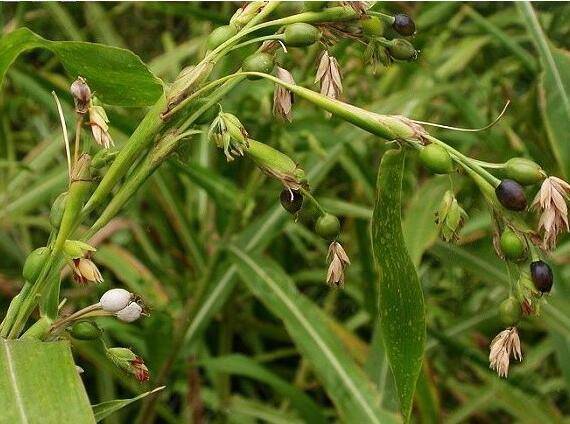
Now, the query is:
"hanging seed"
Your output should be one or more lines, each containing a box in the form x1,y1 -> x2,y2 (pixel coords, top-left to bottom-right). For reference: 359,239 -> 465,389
280,189 -> 304,214
504,158 -> 545,186
419,144 -> 453,174
530,260 -> 553,293
388,39 -> 417,61
315,213 -> 340,240
283,23 -> 321,47
499,297 -> 522,327
500,229 -> 526,261
495,179 -> 527,211
392,13 -> 416,36
70,321 -> 103,340
207,25 -> 238,50
242,53 -> 275,80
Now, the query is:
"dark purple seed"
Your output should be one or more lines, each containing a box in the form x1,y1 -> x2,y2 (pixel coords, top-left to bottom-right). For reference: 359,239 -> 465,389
495,179 -> 527,211
530,260 -> 553,293
280,189 -> 303,214
392,13 -> 416,36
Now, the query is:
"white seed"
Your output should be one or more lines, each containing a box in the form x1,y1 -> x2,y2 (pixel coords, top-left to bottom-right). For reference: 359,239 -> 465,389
116,302 -> 142,323
100,288 -> 132,312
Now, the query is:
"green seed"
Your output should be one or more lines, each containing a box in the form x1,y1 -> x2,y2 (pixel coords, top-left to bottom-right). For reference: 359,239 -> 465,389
504,158 -> 545,186
49,192 -> 67,229
315,213 -> 340,240
361,17 -> 384,37
284,23 -> 321,47
499,297 -> 522,327
70,321 -> 103,340
500,229 -> 526,261
22,247 -> 50,282
207,25 -> 238,50
304,1 -> 327,12
388,39 -> 417,61
242,53 -> 275,80
419,144 -> 453,174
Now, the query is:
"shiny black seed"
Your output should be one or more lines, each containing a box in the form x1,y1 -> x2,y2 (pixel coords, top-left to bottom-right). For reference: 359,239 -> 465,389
392,13 -> 416,36
280,189 -> 303,214
495,179 -> 527,211
530,260 -> 553,293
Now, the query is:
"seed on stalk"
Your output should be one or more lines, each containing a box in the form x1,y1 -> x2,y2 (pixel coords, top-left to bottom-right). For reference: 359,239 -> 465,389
504,158 -> 545,186
388,39 -> 417,61
315,213 -> 340,240
280,189 -> 304,214
530,260 -> 553,293
242,53 -> 275,80
419,144 -> 453,174
283,23 -> 321,47
495,179 -> 527,211
392,13 -> 416,36
116,302 -> 143,322
207,25 -> 238,50
22,247 -> 50,282
70,321 -> 103,340
500,229 -> 526,261
499,297 -> 522,327
361,16 -> 384,37
100,288 -> 133,313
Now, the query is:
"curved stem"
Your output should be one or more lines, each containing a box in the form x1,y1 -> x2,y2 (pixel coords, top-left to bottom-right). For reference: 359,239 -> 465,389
299,187 -> 326,215
225,34 -> 285,54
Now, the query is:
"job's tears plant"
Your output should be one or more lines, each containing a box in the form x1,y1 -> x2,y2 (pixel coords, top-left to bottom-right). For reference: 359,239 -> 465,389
0,2 -> 567,422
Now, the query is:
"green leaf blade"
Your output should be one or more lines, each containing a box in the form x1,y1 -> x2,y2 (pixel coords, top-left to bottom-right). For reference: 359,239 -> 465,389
372,149 -> 426,421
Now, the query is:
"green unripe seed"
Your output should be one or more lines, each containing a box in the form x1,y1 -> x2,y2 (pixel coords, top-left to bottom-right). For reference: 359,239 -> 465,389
304,1 -> 326,12
242,53 -> 275,80
361,16 -> 384,37
207,25 -> 238,50
49,192 -> 68,229
500,229 -> 526,261
388,39 -> 417,61
499,297 -> 522,327
315,213 -> 341,240
22,247 -> 50,282
284,23 -> 321,47
504,158 -> 545,186
419,144 -> 453,174
70,321 -> 103,340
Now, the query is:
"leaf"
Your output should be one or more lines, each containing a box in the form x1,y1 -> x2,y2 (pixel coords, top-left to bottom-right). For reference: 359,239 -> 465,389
0,28 -> 163,106
228,248 -> 398,424
517,2 -> 570,177
371,149 -> 425,422
92,386 -> 165,422
200,355 -> 326,424
403,176 -> 449,268
0,339 -> 95,423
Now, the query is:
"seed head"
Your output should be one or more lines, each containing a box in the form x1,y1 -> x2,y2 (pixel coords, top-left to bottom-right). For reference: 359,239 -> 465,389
531,176 -> 570,250
273,67 -> 295,122
72,258 -> 103,284
326,241 -> 350,288
70,76 -> 92,114
100,288 -> 133,313
489,327 -> 522,378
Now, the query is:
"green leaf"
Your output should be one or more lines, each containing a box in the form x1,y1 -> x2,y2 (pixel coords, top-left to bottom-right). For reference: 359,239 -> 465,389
372,149 -> 425,422
200,354 -> 326,424
228,248 -> 398,424
92,386 -> 165,422
517,2 -> 570,177
0,28 -> 163,106
0,339 -> 95,423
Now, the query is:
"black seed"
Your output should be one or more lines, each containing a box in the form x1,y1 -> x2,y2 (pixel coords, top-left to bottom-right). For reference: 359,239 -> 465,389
530,260 -> 553,293
495,179 -> 527,211
280,189 -> 303,214
392,13 -> 416,36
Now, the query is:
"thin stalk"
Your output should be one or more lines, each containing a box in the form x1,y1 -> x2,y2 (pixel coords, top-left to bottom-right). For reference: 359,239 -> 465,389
299,187 -> 326,215
73,116 -> 83,165
225,34 -> 285,53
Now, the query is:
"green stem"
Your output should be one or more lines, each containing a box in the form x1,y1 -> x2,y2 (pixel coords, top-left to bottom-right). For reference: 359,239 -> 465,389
299,187 -> 326,215
225,34 -> 285,53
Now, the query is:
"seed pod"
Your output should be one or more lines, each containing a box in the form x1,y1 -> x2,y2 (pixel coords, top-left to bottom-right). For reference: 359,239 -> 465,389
495,179 -> 527,211
304,1 -> 327,12
392,13 -> 416,36
242,53 -> 275,80
504,158 -> 545,186
388,39 -> 417,61
280,189 -> 304,214
22,247 -> 50,282
361,16 -> 384,37
50,192 -> 68,229
207,25 -> 238,50
284,23 -> 321,47
419,144 -> 453,174
530,260 -> 553,293
116,302 -> 143,323
191,98 -> 218,125
100,288 -> 133,312
500,229 -> 526,261
315,213 -> 340,240
70,321 -> 103,340
499,297 -> 522,327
